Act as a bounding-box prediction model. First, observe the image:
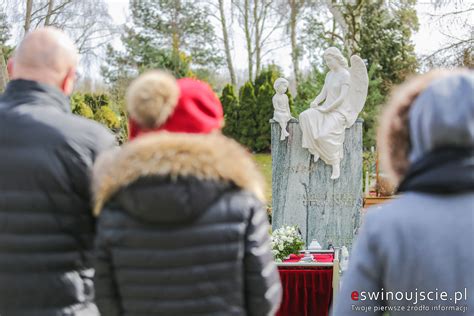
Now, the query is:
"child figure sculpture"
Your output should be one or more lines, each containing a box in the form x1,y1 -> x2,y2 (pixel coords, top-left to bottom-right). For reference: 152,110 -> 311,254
272,78 -> 293,141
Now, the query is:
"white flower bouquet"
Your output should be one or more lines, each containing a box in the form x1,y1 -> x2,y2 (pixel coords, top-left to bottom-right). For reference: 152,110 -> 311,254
271,225 -> 305,262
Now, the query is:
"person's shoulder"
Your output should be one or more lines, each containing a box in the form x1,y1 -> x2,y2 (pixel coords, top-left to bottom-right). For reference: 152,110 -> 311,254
363,192 -> 474,242
362,192 -> 444,233
218,188 -> 265,218
60,113 -> 117,152
65,112 -> 106,131
222,188 -> 264,206
365,194 -> 414,220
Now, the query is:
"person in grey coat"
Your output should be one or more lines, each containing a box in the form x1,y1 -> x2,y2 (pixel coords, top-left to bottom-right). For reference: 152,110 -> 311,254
332,70 -> 474,316
0,28 -> 116,315
92,71 -> 282,316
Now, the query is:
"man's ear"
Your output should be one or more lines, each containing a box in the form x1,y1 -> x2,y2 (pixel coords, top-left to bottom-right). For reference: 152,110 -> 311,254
61,67 -> 76,95
7,58 -> 14,78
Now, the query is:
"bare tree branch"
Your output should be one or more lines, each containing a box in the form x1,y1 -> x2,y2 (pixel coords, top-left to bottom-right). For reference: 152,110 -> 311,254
44,0 -> 54,26
24,0 -> 33,33
422,38 -> 473,61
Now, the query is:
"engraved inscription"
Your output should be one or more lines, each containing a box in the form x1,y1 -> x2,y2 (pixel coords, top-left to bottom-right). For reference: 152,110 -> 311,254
285,164 -> 318,173
302,194 -> 361,207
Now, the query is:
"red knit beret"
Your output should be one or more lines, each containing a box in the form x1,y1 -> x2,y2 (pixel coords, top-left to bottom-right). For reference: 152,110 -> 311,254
127,71 -> 224,140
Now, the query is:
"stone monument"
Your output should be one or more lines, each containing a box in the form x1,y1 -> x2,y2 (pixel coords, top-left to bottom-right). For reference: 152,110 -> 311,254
271,47 -> 367,248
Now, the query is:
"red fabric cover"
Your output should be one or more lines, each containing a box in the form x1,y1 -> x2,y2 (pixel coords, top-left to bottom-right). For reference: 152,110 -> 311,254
277,268 -> 333,316
277,254 -> 334,316
129,78 -> 224,139
284,253 -> 334,263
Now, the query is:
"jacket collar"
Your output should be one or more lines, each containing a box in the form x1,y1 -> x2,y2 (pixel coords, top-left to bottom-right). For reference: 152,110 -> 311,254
397,147 -> 474,194
2,79 -> 70,113
92,132 -> 266,214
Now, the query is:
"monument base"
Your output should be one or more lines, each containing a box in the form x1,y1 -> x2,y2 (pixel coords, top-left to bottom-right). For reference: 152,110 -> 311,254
271,118 -> 363,249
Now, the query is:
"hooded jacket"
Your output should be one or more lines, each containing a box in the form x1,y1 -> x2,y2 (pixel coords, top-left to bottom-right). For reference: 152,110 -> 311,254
0,80 -> 116,315
332,72 -> 474,315
92,132 -> 282,316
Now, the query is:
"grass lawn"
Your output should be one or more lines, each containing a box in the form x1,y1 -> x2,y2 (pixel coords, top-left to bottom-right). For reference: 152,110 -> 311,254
254,153 -> 272,202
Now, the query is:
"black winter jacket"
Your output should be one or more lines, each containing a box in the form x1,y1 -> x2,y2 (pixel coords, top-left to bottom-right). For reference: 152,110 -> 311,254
0,80 -> 116,316
92,132 -> 282,316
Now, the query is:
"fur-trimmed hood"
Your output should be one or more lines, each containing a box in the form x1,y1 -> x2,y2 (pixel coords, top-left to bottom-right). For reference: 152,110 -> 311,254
92,132 -> 266,217
377,69 -> 472,187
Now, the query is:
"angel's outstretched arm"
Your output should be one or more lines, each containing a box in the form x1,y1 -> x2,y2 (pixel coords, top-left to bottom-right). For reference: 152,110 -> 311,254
310,83 -> 327,108
317,84 -> 349,113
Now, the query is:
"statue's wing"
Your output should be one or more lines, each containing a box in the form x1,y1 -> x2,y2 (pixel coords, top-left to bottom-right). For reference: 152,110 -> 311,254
344,55 -> 369,127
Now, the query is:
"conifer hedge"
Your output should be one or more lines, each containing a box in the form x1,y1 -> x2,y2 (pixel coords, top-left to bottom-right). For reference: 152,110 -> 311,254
71,92 -> 125,143
220,65 -> 293,152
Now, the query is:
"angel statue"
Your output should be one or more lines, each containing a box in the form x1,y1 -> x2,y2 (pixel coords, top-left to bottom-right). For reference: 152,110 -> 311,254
299,47 -> 368,180
272,78 -> 294,141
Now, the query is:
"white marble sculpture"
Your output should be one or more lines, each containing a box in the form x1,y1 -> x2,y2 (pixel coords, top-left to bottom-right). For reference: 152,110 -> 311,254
272,78 -> 294,141
299,47 -> 368,179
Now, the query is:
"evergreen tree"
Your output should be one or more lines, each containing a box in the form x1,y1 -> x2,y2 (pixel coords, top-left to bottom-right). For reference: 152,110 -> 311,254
220,84 -> 239,139
84,93 -> 112,112
286,89 -> 295,117
71,92 -> 124,140
130,0 -> 222,66
359,0 -> 418,91
94,106 -> 121,131
102,0 -> 221,99
254,82 -> 274,152
238,81 -> 258,150
254,65 -> 281,98
358,0 -> 418,148
221,68 -> 294,152
102,28 -> 193,86
360,64 -> 384,148
71,94 -> 94,119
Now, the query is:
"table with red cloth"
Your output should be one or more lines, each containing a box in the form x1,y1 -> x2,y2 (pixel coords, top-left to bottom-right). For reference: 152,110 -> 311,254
276,253 -> 334,316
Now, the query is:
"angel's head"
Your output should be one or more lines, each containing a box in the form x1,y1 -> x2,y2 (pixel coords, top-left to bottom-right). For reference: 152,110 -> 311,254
274,78 -> 289,94
323,47 -> 348,71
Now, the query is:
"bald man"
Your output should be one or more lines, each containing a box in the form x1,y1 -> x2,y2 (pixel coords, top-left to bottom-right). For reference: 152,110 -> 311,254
0,27 -> 115,316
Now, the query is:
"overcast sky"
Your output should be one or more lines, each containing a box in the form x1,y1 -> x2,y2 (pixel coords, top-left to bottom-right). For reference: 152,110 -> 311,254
104,0 -> 471,78
3,0 -> 467,81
